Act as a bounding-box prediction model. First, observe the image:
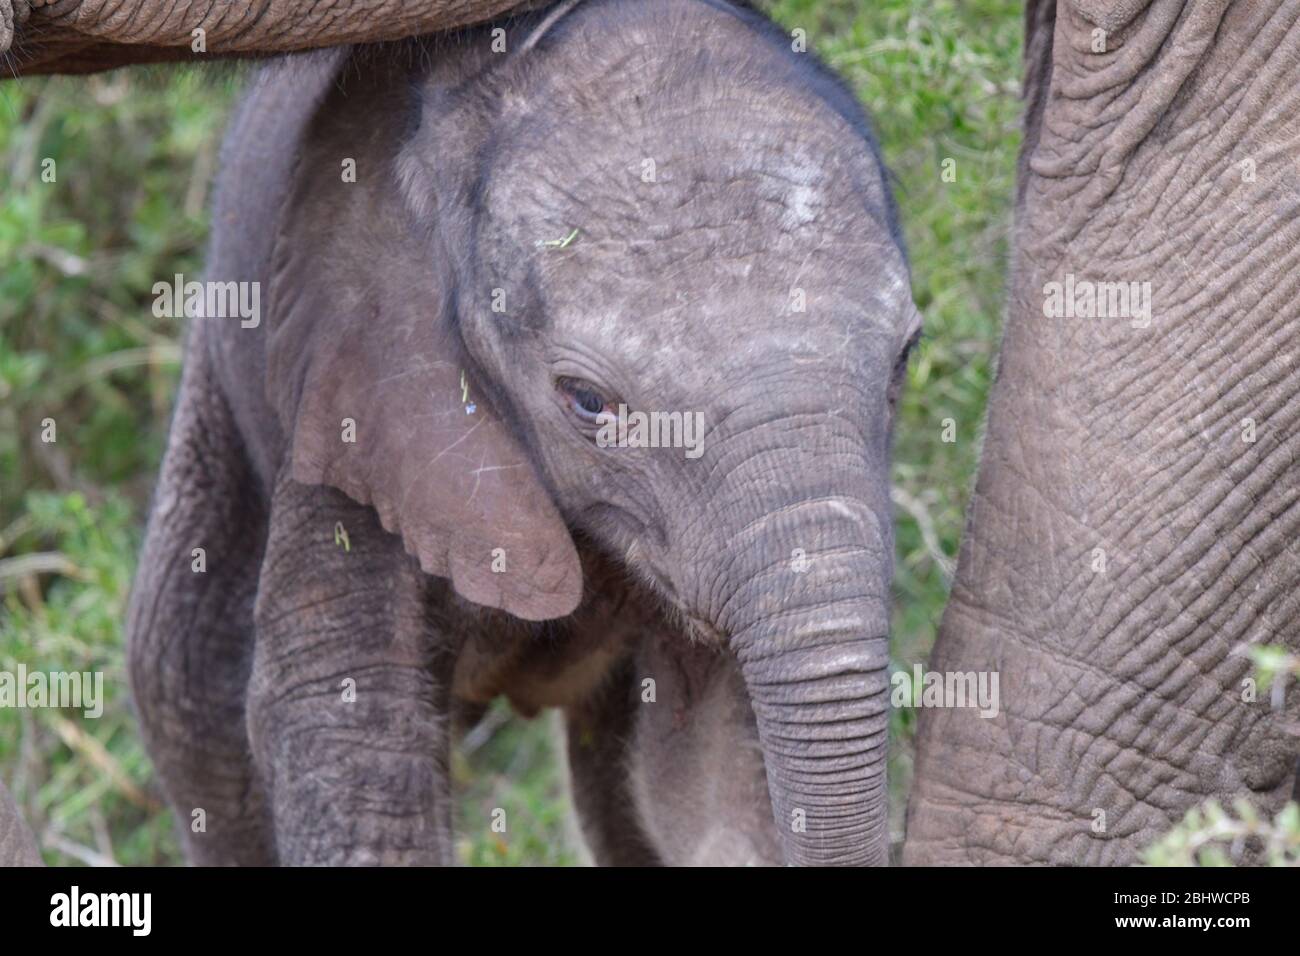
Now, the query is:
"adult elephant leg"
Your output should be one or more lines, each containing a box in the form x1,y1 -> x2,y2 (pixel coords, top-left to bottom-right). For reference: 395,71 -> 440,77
248,471 -> 454,866
906,0 -> 1300,865
126,334 -> 274,865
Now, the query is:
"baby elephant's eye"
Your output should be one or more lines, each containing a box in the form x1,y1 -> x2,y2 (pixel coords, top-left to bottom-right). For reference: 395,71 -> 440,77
556,377 -> 613,423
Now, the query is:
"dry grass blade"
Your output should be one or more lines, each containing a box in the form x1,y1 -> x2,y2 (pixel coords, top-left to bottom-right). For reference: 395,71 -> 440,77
48,714 -> 158,812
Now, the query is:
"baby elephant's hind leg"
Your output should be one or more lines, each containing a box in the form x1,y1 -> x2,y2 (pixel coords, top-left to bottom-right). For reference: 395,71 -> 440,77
565,657 -> 664,866
126,343 -> 274,865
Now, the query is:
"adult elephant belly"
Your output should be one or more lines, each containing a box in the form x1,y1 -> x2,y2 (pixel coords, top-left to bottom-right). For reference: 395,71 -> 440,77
3,0 -> 535,76
905,0 -> 1300,865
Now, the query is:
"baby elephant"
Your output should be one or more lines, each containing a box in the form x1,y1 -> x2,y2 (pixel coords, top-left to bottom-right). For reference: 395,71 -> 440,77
127,0 -> 919,866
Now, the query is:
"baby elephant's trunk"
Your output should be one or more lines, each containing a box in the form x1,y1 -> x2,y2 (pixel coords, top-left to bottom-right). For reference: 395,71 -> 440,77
723,492 -> 894,866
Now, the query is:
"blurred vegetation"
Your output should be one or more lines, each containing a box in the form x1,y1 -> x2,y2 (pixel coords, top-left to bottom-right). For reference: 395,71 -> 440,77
1143,800 -> 1300,867
0,0 -> 1024,865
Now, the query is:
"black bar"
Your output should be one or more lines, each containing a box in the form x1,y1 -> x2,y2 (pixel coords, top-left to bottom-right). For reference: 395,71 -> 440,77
0,865 -> 1283,942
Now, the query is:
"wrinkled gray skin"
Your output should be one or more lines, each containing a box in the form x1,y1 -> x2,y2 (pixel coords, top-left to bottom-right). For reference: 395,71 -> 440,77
126,0 -> 918,866
906,0 -> 1300,865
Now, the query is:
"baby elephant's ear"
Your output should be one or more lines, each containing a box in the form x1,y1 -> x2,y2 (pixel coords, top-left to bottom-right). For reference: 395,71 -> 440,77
265,87 -> 581,621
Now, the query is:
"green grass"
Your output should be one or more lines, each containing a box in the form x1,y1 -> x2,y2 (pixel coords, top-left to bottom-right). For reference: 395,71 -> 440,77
0,0 -> 1023,865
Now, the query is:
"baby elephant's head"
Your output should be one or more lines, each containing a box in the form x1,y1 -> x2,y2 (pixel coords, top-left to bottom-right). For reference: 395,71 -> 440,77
267,0 -> 918,866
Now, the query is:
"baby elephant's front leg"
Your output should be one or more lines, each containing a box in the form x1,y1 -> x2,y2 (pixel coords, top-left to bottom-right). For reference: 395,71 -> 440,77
248,472 -> 453,865
626,637 -> 783,866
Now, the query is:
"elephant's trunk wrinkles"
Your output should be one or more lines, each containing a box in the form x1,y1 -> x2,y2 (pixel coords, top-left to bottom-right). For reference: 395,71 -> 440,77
721,494 -> 893,867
